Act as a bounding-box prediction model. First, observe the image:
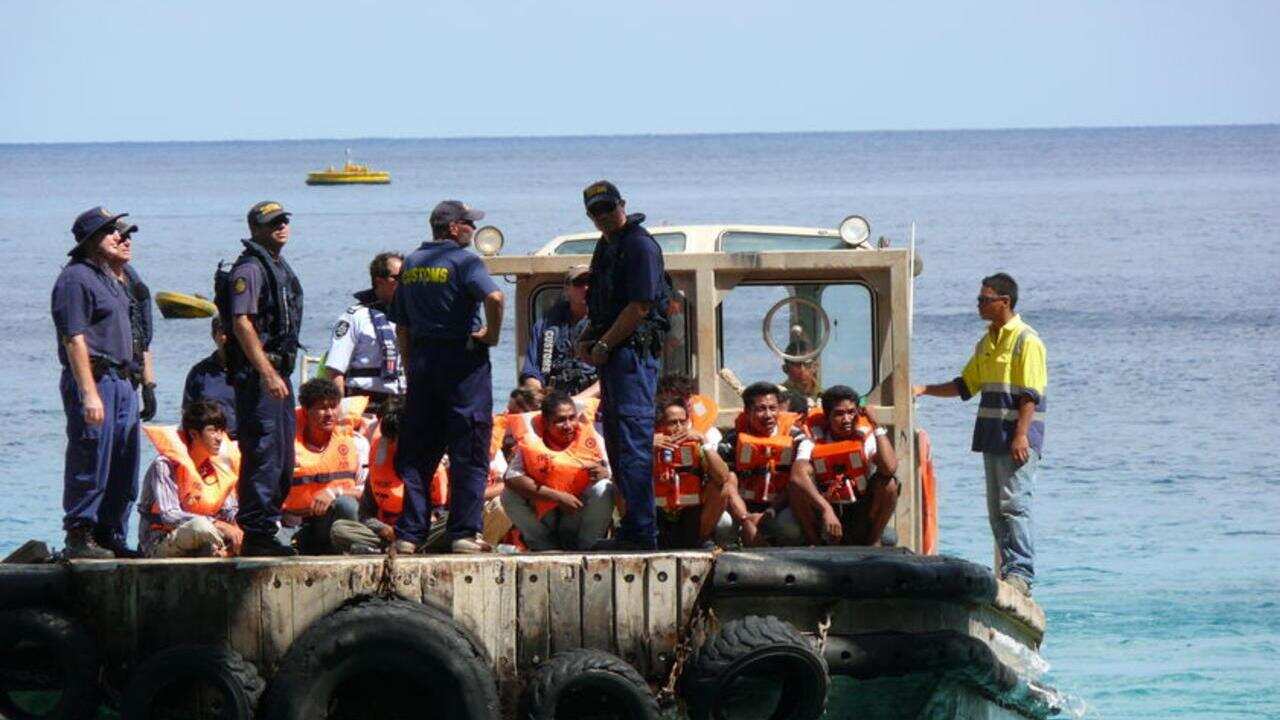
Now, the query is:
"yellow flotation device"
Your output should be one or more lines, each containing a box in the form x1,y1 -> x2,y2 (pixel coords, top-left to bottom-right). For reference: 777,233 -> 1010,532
155,291 -> 218,319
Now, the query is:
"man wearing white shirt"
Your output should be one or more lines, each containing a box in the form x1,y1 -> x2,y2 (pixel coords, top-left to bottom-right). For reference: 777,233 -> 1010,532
324,252 -> 405,411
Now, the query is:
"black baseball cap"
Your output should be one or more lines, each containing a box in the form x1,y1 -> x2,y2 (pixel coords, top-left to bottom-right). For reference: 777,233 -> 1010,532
70,206 -> 128,256
247,201 -> 291,226
429,200 -> 485,226
115,217 -> 139,236
582,180 -> 622,211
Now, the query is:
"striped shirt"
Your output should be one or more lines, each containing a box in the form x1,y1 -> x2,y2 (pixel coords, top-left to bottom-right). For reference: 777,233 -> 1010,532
955,314 -> 1047,453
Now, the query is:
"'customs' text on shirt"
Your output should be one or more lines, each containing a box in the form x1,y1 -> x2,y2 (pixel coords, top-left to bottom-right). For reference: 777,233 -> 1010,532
402,267 -> 450,284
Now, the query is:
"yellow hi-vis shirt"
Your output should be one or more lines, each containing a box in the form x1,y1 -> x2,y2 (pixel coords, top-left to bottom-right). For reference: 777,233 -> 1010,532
955,315 -> 1047,454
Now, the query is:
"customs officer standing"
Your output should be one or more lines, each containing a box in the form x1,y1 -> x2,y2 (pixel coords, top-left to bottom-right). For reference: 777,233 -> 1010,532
52,207 -> 144,558
578,181 -> 670,550
323,251 -> 406,412
215,201 -> 303,556
389,200 -> 504,554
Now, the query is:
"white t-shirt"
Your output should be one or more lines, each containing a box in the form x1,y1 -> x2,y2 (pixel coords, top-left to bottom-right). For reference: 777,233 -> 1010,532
324,304 -> 405,396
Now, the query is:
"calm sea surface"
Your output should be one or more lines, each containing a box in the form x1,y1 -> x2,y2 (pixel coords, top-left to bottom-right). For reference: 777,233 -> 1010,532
1,126 -> 1277,718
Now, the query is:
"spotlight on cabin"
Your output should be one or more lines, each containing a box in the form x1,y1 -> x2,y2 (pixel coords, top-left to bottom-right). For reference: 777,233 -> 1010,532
474,226 -> 505,257
838,215 -> 871,248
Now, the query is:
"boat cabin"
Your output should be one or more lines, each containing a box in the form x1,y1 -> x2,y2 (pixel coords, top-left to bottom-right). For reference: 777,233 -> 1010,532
481,217 -> 928,551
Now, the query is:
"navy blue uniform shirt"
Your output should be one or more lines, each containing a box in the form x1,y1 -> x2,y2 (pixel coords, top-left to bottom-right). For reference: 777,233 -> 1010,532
183,352 -> 237,434
390,240 -> 499,340
587,214 -> 664,332
51,259 -> 134,367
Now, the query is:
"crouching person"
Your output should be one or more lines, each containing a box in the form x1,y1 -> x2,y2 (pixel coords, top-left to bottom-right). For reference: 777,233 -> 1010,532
285,379 -> 367,554
138,400 -> 243,557
789,385 -> 898,546
653,395 -> 744,548
502,391 -> 615,550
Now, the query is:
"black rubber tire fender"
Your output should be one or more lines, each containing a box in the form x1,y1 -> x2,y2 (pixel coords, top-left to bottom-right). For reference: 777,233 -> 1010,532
120,644 -> 264,720
0,606 -> 100,720
521,648 -> 659,720
260,597 -> 499,720
680,614 -> 829,720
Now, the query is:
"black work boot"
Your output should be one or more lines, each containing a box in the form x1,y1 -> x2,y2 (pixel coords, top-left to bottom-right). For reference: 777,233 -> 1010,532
241,533 -> 298,557
64,528 -> 115,560
94,531 -> 141,559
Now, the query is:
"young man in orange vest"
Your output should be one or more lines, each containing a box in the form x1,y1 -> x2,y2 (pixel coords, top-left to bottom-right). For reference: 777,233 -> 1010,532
788,386 -> 899,546
502,390 -> 615,550
285,378 -> 366,554
716,382 -> 815,546
137,400 -> 243,557
653,395 -> 745,548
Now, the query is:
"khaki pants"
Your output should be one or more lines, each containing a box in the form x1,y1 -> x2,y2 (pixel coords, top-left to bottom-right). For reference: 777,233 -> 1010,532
330,498 -> 511,555
147,517 -> 225,558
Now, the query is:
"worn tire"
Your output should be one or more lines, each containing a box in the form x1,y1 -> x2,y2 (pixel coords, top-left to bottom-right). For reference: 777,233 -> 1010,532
261,598 -> 499,720
0,607 -> 100,720
120,645 -> 263,720
680,615 -> 829,720
522,649 -> 659,720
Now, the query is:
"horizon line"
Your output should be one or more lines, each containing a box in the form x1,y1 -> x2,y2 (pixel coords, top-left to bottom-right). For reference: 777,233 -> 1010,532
2,121 -> 1276,149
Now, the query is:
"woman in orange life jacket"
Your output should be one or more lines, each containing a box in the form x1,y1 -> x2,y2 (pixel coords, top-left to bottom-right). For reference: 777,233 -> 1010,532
652,395 -> 744,549
286,378 -> 366,554
716,382 -> 818,546
789,385 -> 899,547
137,400 -> 244,557
501,390 -> 615,551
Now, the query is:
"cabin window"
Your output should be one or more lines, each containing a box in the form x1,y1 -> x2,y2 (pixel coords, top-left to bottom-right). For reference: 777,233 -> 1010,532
528,277 -> 692,380
552,232 -> 687,256
719,231 -> 844,253
717,282 -> 875,400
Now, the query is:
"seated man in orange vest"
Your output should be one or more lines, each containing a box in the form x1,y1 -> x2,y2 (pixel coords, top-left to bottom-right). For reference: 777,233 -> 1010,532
789,385 -> 899,546
653,395 -> 746,548
285,378 -> 367,554
716,382 -> 815,546
138,400 -> 243,557
502,390 -> 615,550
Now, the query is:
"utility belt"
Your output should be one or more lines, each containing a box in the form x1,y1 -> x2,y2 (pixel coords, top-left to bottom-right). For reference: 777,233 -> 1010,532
347,367 -> 401,382
263,351 -> 295,375
89,356 -> 137,386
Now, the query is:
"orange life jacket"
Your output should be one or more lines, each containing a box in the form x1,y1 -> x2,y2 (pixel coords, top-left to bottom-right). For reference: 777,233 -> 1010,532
367,429 -> 404,525
286,402 -> 366,513
653,440 -> 705,509
732,411 -> 803,503
142,425 -> 240,526
917,428 -> 939,556
517,416 -> 604,518
688,394 -> 718,436
806,413 -> 877,504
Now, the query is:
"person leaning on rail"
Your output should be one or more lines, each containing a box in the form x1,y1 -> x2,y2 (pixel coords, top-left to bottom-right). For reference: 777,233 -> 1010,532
323,251 -> 406,414
915,272 -> 1047,597
214,200 -> 304,557
389,200 -> 504,555
788,385 -> 899,547
283,378 -> 366,555
576,180 -> 671,551
51,207 -> 147,559
501,390 -> 616,551
137,400 -> 243,558
520,264 -> 600,401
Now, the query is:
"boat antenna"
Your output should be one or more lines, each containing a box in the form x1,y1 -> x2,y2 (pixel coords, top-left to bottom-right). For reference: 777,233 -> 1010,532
907,221 -> 917,339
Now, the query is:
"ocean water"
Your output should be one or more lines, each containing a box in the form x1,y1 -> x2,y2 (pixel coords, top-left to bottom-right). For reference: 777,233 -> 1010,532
1,126 -> 1278,718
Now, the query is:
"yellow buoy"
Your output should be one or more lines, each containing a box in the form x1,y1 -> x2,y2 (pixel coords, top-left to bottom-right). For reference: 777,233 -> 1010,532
155,291 -> 217,319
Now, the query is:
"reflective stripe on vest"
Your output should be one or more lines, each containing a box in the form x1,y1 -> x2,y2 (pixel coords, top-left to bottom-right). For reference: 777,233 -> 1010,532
654,442 -> 704,509
733,412 -> 801,503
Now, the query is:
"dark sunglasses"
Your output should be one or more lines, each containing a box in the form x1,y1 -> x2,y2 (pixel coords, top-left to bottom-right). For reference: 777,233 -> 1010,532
587,201 -> 617,218
270,218 -> 290,228
380,272 -> 401,281
976,295 -> 1007,305
455,218 -> 476,228
570,276 -> 591,288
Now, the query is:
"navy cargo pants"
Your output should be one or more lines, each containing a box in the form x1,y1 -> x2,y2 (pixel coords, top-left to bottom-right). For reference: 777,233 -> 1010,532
61,369 -> 140,547
600,345 -> 660,548
395,339 -> 493,545
234,372 -> 296,538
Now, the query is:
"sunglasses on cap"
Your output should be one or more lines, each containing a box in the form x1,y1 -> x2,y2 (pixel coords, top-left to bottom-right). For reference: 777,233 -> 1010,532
587,201 -> 617,218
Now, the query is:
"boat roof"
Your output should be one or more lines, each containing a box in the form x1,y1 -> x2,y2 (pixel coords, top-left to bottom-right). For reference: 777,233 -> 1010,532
531,223 -> 850,256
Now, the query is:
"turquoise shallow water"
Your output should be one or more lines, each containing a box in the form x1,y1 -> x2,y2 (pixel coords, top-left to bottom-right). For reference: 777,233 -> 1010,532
1,126 -> 1278,718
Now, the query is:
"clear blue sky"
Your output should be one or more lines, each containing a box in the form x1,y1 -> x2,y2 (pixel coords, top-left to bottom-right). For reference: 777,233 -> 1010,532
4,0 -> 1277,143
